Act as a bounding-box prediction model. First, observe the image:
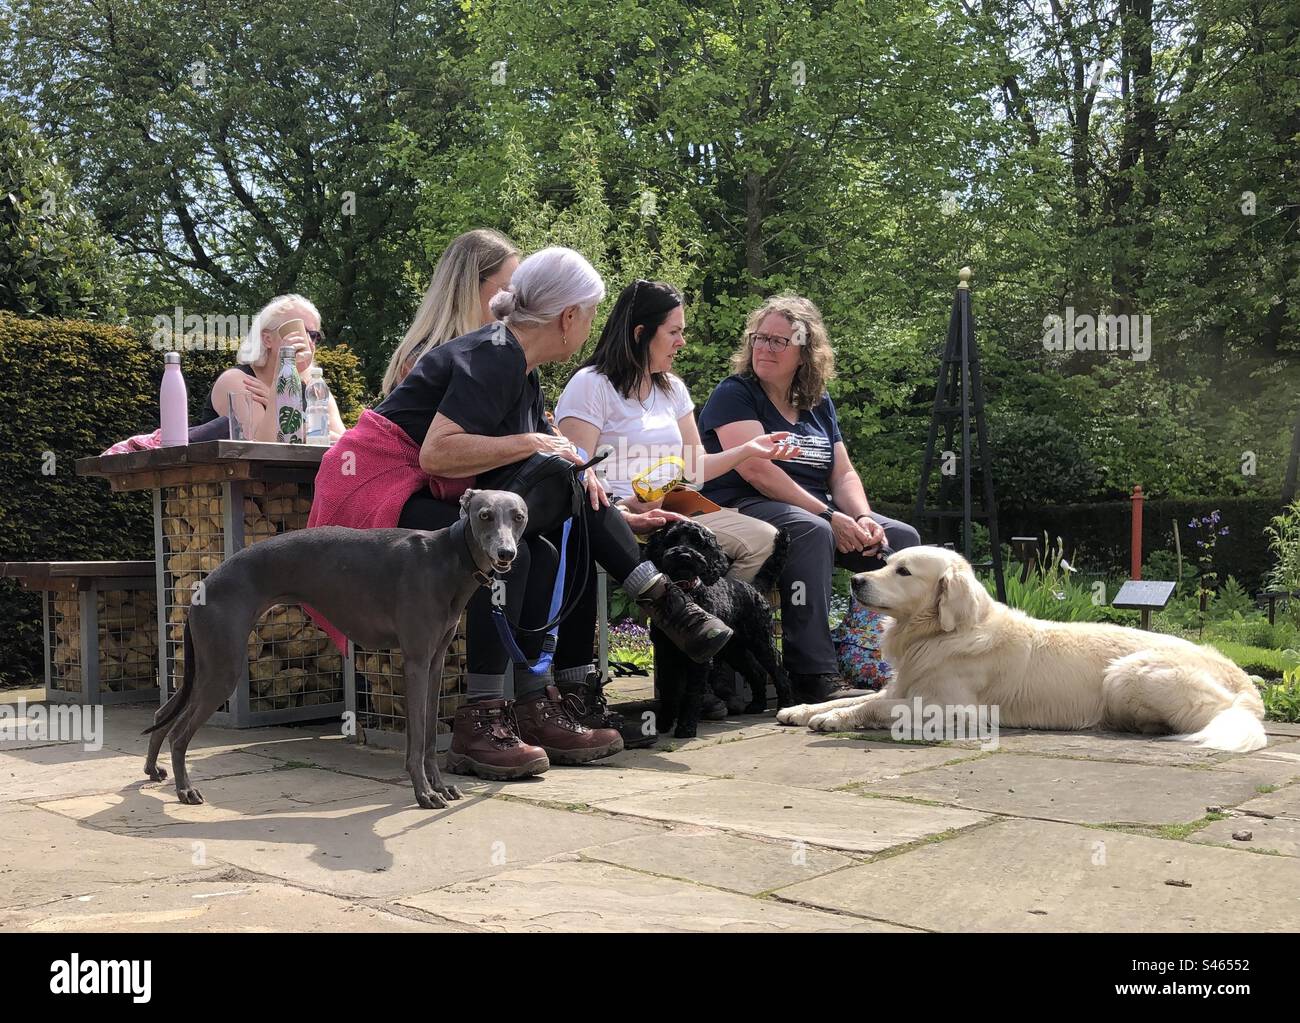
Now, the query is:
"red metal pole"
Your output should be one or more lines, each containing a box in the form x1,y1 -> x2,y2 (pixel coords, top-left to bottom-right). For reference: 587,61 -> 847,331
1130,485 -> 1144,580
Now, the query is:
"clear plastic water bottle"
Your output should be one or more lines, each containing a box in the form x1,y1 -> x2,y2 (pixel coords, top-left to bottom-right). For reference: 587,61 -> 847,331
160,351 -> 188,446
275,344 -> 305,444
304,367 -> 331,445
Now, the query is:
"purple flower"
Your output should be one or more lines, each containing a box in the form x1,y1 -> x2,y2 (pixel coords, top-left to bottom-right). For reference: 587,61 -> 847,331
1219,527 -> 1229,536
1210,511 -> 1221,524
1188,519 -> 1197,529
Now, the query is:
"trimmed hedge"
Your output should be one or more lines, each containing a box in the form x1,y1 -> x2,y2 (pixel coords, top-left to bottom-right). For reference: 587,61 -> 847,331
0,313 -> 369,685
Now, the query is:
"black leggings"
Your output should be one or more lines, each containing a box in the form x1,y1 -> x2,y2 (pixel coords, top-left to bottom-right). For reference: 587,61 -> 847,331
398,492 -> 644,675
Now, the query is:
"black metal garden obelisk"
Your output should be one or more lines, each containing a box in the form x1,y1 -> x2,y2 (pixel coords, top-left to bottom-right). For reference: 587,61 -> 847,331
913,267 -> 1007,601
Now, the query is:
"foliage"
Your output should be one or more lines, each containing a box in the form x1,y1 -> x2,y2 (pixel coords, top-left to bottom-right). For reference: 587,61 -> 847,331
0,103 -> 125,320
0,313 -> 156,683
608,620 -> 653,672
2,0 -> 471,382
1260,668 -> 1300,724
1264,500 -> 1300,593
1204,641 -> 1300,680
980,537 -> 1110,622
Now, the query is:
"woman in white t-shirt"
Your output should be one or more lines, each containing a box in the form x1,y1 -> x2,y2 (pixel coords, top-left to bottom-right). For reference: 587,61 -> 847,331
551,279 -> 797,739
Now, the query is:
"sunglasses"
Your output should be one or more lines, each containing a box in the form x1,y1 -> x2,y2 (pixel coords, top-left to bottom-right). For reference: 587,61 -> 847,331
749,331 -> 793,352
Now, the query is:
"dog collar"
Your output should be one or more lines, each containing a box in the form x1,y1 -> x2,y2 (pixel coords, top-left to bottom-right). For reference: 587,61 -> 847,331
450,519 -> 496,588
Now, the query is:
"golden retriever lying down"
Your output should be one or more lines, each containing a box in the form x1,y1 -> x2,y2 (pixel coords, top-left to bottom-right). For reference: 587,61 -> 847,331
778,546 -> 1267,753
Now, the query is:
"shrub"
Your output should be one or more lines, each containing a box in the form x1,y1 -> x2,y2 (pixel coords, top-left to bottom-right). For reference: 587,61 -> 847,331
1260,668 -> 1300,723
0,313 -> 155,683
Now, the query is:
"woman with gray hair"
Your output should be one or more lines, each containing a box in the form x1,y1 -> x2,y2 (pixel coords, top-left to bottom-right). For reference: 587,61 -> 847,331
346,246 -> 732,781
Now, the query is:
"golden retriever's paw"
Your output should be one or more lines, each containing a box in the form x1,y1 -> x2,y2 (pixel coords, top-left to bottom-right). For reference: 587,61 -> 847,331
808,710 -> 853,733
777,704 -> 817,726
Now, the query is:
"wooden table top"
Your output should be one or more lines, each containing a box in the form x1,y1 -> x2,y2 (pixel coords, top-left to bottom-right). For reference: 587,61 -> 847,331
75,440 -> 328,492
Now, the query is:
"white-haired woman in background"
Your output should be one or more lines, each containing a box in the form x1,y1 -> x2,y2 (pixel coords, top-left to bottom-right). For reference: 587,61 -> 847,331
364,246 -> 733,782
379,228 -> 520,397
199,294 -> 345,442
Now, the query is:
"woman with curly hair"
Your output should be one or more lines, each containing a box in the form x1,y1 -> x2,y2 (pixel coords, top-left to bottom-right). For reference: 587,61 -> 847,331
698,294 -> 920,705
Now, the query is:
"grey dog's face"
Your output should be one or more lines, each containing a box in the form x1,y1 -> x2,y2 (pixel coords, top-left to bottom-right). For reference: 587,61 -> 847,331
851,545 -> 991,632
459,489 -> 528,573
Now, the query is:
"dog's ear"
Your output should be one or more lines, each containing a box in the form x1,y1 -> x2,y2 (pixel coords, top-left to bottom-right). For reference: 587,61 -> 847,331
695,525 -> 730,585
458,489 -> 477,519
937,563 -> 989,632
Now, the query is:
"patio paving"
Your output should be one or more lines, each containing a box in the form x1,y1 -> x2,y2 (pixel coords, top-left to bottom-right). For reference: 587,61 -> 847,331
2,684 -> 1297,932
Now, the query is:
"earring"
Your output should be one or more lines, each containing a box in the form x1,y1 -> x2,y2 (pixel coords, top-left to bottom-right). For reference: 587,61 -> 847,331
562,331 -> 569,347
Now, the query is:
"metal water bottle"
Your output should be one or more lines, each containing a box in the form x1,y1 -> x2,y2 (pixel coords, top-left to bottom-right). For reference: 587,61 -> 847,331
160,352 -> 188,446
274,344 -> 305,443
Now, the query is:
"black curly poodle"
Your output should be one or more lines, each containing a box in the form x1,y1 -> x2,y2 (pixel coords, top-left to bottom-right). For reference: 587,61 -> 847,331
642,519 -> 795,738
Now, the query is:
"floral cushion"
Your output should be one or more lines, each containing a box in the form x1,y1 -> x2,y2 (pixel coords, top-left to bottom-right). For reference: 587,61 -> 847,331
831,597 -> 893,690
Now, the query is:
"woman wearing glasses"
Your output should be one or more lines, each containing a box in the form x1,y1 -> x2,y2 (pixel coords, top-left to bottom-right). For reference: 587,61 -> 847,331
200,294 -> 347,443
698,294 -> 920,706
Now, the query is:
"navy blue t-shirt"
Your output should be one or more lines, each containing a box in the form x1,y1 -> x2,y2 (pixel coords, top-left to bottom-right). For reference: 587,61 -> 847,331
698,374 -> 842,506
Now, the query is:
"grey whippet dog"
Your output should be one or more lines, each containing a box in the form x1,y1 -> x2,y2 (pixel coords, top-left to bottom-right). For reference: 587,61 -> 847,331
143,488 -> 528,810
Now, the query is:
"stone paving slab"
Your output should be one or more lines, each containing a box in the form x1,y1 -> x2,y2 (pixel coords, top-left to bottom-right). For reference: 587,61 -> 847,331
577,827 -> 857,895
988,730 -> 1233,766
0,803 -> 214,911
1228,781 -> 1300,819
1190,816 -> 1300,857
1264,721 -> 1300,739
861,752 -> 1272,825
36,765 -> 392,827
613,730 -> 982,790
397,858 -> 911,932
0,879 -> 462,932
774,818 -> 1300,932
1190,783 -> 1300,857
590,777 -> 987,853
40,769 -> 661,900
245,736 -> 411,783
451,763 -> 714,805
0,743 -> 275,803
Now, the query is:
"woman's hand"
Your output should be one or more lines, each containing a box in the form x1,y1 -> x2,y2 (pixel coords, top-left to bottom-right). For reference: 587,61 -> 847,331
241,373 -> 272,410
583,470 -> 610,510
620,506 -> 690,534
743,431 -> 801,462
856,515 -> 885,554
619,493 -> 665,514
830,510 -> 873,554
527,432 -> 584,465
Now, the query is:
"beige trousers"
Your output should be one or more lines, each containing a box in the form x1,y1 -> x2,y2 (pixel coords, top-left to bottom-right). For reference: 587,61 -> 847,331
692,508 -> 781,583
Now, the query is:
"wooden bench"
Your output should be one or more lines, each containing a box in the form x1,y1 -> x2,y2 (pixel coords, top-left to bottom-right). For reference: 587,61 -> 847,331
1,561 -> 160,704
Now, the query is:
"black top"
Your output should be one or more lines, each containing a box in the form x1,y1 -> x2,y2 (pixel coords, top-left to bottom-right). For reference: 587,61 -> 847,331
698,373 -> 843,506
373,323 -> 550,447
197,364 -> 256,425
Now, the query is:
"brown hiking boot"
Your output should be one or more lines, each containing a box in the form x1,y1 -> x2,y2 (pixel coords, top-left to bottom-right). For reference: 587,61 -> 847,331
556,672 -> 657,749
638,577 -> 732,664
445,699 -> 549,781
514,685 -> 624,765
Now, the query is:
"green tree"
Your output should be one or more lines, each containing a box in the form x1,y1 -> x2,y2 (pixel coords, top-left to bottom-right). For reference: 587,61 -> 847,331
0,104 -> 125,319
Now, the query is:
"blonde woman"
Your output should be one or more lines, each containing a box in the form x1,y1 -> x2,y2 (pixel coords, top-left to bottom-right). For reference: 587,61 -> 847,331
201,294 -> 345,443
698,294 -> 920,705
380,228 -> 520,396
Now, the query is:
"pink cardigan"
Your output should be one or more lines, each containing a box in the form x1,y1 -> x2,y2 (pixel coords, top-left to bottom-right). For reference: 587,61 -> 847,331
304,409 -> 471,650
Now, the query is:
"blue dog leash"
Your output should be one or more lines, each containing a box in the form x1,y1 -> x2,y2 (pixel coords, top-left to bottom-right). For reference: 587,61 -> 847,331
490,516 -> 571,674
